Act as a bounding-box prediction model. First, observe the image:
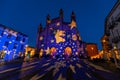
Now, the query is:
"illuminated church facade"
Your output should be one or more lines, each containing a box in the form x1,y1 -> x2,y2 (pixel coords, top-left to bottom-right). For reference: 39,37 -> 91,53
36,9 -> 87,58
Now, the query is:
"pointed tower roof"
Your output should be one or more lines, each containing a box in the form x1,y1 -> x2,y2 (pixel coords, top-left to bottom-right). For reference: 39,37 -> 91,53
59,9 -> 63,20
46,14 -> 51,24
38,23 -> 43,33
71,11 -> 76,22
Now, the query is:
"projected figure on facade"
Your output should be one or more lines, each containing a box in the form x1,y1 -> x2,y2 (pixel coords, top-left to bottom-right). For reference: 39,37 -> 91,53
36,9 -> 87,59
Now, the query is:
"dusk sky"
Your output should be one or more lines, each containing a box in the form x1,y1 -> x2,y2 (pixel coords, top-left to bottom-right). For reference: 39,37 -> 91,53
0,0 -> 117,50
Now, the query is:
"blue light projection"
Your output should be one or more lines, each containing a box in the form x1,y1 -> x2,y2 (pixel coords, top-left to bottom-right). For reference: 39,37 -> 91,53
0,24 -> 28,61
36,9 -> 87,59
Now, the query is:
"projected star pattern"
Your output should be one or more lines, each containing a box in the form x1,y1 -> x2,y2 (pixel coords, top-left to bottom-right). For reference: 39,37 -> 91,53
37,10 -> 86,58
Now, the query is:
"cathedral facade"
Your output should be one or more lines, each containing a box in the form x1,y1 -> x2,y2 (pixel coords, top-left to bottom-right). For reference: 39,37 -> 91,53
36,9 -> 87,59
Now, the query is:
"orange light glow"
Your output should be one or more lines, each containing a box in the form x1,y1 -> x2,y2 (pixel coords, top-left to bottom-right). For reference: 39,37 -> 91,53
65,47 -> 72,55
40,49 -> 43,57
50,47 -> 57,55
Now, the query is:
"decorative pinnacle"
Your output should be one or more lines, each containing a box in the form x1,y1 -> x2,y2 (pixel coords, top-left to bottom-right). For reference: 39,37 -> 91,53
71,11 -> 76,21
59,9 -> 63,19
46,14 -> 51,24
46,14 -> 50,20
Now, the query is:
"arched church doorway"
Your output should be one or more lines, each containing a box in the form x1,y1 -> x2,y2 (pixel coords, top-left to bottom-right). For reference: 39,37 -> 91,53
64,47 -> 72,58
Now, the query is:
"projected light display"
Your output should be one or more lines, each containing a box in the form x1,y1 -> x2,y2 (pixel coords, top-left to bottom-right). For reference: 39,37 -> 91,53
0,24 -> 28,61
36,9 -> 87,58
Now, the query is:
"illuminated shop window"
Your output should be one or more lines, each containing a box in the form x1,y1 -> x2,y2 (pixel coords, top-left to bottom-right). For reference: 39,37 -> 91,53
0,50 -> 5,59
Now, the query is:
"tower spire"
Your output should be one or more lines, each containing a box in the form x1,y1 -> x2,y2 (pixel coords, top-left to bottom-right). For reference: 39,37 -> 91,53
71,11 -> 76,22
59,9 -> 63,20
46,14 -> 51,24
36,23 -> 43,55
38,23 -> 43,33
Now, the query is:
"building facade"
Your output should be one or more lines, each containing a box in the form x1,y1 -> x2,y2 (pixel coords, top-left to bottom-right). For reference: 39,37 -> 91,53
101,34 -> 111,60
104,0 -> 120,61
25,45 -> 35,58
86,43 -> 99,59
0,24 -> 28,61
36,9 -> 87,59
